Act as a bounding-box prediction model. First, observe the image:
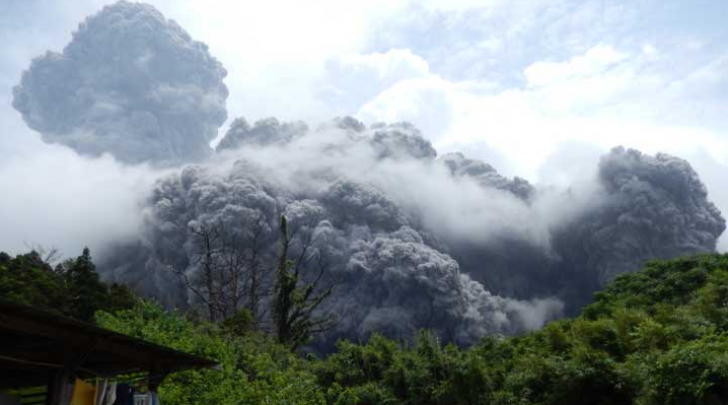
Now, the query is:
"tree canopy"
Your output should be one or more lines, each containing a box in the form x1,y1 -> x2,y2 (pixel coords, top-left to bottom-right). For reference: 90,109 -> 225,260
0,248 -> 137,322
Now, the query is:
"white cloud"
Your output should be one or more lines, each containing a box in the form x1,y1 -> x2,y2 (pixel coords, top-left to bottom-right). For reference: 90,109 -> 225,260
152,0 -> 412,122
328,49 -> 430,85
319,49 -> 431,115
524,45 -> 627,87
0,114 -> 163,257
357,75 -> 456,137
353,42 -> 728,168
523,45 -> 627,87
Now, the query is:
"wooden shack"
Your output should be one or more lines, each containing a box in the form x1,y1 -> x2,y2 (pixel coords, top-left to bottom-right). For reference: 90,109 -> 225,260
0,299 -> 218,404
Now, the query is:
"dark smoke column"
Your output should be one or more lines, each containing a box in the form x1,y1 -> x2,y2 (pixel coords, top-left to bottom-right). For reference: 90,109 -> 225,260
12,1 -> 228,165
556,146 -> 726,293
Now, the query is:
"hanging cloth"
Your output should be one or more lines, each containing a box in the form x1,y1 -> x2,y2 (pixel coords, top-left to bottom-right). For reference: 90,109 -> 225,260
95,379 -> 108,405
112,383 -> 134,405
105,382 -> 117,405
70,379 -> 96,405
65,380 -> 76,405
147,392 -> 160,405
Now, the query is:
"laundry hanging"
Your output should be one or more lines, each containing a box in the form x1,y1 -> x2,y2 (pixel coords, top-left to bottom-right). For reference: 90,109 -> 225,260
105,381 -> 117,405
147,391 -> 160,405
95,379 -> 108,405
112,383 -> 134,405
70,379 -> 96,405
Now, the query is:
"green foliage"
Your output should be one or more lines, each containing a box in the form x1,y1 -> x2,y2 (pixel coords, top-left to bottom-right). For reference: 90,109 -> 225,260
0,248 -> 138,321
222,308 -> 255,336
648,335 -> 728,405
0,250 -> 68,312
583,255 -> 726,319
96,301 -> 326,405
109,282 -> 141,312
318,331 -> 507,405
65,247 -> 110,321
316,253 -> 728,405
7,245 -> 728,404
273,215 -> 333,351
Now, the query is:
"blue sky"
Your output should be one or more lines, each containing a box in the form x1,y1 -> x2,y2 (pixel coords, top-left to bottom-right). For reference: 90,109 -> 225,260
0,0 -> 727,252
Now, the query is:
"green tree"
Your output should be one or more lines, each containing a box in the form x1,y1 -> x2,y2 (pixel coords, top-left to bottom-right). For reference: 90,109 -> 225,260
0,248 -> 138,322
65,247 -> 111,321
96,301 -> 326,405
273,216 -> 334,351
108,282 -> 140,312
648,335 -> 728,405
222,308 -> 255,336
0,250 -> 68,312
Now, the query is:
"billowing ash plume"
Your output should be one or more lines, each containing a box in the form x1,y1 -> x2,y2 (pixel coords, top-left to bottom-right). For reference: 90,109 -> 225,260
442,146 -> 726,311
107,124 -> 564,346
334,226 -> 562,344
553,147 -> 727,289
101,111 -> 724,346
440,152 -> 535,201
12,1 -> 228,164
14,1 -> 726,348
370,122 -> 437,160
216,117 -> 309,151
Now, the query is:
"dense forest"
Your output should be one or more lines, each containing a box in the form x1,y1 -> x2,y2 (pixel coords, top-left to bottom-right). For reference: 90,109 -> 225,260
3,248 -> 728,405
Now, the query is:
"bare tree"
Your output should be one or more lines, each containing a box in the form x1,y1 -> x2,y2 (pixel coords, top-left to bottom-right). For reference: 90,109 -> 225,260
23,241 -> 62,264
168,221 -> 225,321
167,214 -> 335,347
167,217 -> 271,324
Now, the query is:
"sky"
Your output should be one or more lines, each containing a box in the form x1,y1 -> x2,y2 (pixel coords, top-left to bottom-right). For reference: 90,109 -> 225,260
0,0 -> 727,253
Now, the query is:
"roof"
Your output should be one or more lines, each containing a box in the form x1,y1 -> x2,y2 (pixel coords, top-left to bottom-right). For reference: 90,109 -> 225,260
0,299 -> 219,389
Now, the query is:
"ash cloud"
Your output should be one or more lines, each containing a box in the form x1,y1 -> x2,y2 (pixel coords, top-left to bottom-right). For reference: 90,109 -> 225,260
555,147 -> 726,287
440,152 -> 535,201
9,1 -> 726,348
12,1 -> 228,165
337,226 -> 563,344
216,117 -> 309,151
105,132 -> 566,345
370,121 -> 437,160
101,114 -> 724,345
